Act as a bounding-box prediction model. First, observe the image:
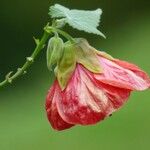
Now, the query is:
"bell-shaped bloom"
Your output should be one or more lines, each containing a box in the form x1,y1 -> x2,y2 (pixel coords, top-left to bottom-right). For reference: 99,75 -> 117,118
46,39 -> 150,131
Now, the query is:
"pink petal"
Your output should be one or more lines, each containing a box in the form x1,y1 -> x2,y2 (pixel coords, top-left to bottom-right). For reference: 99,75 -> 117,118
46,82 -> 74,131
56,64 -> 130,125
94,56 -> 150,90
82,66 -> 131,109
95,82 -> 131,109
114,59 -> 150,83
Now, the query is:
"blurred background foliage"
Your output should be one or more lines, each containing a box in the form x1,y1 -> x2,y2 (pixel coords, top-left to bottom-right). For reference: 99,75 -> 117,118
0,0 -> 150,150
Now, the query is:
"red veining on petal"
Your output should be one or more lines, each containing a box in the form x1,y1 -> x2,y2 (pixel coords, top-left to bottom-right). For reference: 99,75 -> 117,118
81,65 -> 131,109
55,64 -> 131,125
94,56 -> 150,90
114,59 -> 150,86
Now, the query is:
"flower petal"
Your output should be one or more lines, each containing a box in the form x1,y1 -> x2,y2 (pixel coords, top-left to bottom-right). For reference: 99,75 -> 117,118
46,82 -> 74,131
94,56 -> 150,90
114,59 -> 150,84
82,66 -> 131,109
56,64 -> 122,125
95,82 -> 131,109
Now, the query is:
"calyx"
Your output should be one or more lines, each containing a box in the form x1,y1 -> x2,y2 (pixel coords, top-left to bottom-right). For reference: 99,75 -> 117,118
53,38 -> 105,90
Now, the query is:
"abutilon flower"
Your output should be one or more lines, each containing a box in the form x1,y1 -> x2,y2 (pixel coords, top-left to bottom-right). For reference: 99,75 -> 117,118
46,38 -> 150,131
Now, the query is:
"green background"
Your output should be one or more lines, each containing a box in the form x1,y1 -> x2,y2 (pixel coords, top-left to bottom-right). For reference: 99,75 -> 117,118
0,0 -> 150,150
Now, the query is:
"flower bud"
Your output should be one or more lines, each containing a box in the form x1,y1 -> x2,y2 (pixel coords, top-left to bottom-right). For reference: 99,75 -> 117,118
46,36 -> 64,70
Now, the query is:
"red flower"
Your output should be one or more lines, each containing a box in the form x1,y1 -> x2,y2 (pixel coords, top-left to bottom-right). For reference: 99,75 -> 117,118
46,39 -> 150,131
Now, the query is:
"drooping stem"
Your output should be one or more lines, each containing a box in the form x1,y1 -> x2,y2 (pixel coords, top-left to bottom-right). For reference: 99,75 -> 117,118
0,25 -> 51,88
0,21 -> 76,88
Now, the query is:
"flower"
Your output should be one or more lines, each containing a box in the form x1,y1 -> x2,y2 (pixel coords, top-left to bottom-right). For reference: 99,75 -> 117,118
46,38 -> 150,131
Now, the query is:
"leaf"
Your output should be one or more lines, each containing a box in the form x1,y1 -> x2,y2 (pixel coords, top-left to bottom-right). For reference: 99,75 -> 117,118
49,4 -> 105,38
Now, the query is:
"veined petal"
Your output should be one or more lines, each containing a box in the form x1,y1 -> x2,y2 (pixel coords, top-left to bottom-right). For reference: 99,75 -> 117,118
94,82 -> 131,109
56,64 -> 130,125
46,82 -> 74,131
114,59 -> 150,85
46,63 -> 131,129
81,66 -> 131,109
94,56 -> 150,90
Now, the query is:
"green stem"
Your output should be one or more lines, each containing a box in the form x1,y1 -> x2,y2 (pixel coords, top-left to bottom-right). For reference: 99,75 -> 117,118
0,22 -> 76,88
0,26 -> 51,88
54,28 -> 75,43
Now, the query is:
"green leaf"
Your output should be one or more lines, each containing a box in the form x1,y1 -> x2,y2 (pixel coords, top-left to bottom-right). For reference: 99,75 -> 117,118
49,4 -> 105,38
55,42 -> 76,90
75,38 -> 103,73
46,36 -> 64,70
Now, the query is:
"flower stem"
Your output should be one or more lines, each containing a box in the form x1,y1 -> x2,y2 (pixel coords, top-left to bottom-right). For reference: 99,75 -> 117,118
0,25 -> 51,88
54,28 -> 75,43
0,21 -> 76,88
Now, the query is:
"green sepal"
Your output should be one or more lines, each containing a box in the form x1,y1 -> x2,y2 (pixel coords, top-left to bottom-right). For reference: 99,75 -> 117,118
95,50 -> 114,60
46,36 -> 64,70
74,38 -> 103,73
55,42 -> 76,90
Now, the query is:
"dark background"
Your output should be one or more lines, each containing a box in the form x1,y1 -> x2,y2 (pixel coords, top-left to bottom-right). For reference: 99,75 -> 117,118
0,0 -> 150,150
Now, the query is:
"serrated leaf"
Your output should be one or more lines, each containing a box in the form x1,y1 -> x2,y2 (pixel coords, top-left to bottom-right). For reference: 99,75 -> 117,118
49,4 -> 105,38
49,4 -> 68,18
